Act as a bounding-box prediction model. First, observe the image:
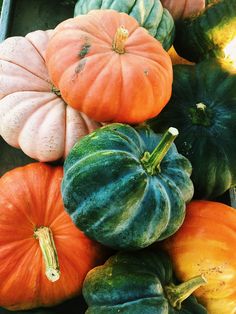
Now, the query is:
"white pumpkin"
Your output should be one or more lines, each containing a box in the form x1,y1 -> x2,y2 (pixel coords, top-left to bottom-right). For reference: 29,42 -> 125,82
0,30 -> 101,162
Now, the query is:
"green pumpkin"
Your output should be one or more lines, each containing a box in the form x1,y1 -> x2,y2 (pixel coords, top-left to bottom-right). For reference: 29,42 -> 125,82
148,59 -> 236,199
62,123 -> 193,250
174,0 -> 236,62
74,0 -> 175,50
82,250 -> 207,313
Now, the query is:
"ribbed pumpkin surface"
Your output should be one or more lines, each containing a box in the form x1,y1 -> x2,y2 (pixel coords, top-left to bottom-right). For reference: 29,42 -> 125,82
148,59 -> 236,199
74,0 -> 175,50
46,10 -> 173,124
62,123 -> 193,250
0,30 -> 101,162
174,0 -> 236,62
164,200 -> 236,314
83,250 -> 207,313
0,163 -> 106,310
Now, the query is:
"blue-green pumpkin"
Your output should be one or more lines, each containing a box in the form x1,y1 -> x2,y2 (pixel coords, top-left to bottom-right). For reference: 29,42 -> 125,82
82,250 -> 207,313
62,123 -> 193,250
148,58 -> 236,199
74,0 -> 175,50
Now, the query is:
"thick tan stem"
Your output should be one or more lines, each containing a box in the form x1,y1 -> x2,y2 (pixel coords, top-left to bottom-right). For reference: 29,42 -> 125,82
34,226 -> 60,282
112,26 -> 129,54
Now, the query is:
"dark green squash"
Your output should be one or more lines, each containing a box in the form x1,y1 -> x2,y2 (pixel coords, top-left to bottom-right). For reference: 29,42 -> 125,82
74,0 -> 175,50
62,123 -> 193,250
174,0 -> 236,62
82,250 -> 207,313
148,58 -> 236,199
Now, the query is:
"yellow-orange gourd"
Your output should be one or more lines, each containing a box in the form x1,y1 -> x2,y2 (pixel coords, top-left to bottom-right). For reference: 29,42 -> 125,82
163,200 -> 236,314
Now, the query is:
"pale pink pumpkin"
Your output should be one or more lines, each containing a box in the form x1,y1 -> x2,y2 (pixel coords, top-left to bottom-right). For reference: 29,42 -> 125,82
0,30 -> 101,162
161,0 -> 205,20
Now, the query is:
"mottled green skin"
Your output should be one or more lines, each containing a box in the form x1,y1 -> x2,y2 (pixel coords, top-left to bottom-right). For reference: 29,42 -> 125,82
148,59 -> 236,199
62,124 -> 193,250
174,0 -> 236,62
82,250 -> 207,313
74,0 -> 175,50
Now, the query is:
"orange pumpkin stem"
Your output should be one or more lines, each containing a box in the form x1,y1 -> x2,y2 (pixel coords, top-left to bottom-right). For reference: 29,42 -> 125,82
34,226 -> 60,282
112,26 -> 129,54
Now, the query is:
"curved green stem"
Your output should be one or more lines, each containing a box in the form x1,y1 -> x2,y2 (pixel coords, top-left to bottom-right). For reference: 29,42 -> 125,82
141,127 -> 179,175
34,226 -> 60,282
165,275 -> 207,310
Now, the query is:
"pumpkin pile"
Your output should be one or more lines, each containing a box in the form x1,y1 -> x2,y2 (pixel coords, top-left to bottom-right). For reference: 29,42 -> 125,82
0,0 -> 236,313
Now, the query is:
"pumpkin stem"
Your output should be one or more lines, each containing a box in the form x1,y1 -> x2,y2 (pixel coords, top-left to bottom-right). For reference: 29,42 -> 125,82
165,275 -> 207,310
141,127 -> 178,175
189,103 -> 212,127
112,26 -> 129,54
51,85 -> 61,97
34,226 -> 60,282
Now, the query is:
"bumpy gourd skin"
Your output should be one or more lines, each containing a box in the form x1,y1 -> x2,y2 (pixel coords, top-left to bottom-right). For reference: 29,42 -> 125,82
62,123 -> 193,250
174,0 -> 236,62
74,0 -> 175,50
82,250 -> 207,313
148,59 -> 236,199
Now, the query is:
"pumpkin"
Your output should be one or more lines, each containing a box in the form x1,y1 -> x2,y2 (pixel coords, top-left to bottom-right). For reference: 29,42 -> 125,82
0,163 -> 107,310
161,0 -> 205,20
46,10 -> 173,124
163,200 -> 236,314
147,58 -> 236,199
0,30 -> 101,162
74,0 -> 175,51
174,0 -> 236,62
82,249 -> 207,313
62,123 -> 194,250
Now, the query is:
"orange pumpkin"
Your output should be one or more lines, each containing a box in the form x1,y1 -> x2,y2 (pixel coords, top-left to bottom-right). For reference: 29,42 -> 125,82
163,200 -> 236,314
46,10 -> 173,124
0,30 -> 101,162
0,163 -> 107,310
161,0 -> 205,20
